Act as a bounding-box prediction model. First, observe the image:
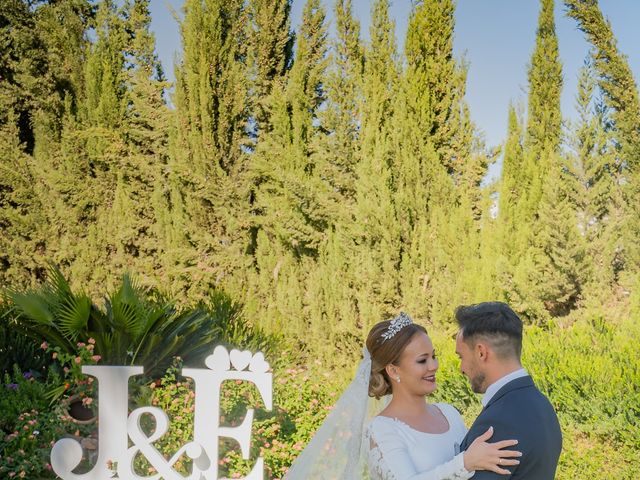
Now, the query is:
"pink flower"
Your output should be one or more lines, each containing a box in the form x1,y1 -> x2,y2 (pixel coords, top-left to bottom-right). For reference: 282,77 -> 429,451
77,342 -> 86,348
82,397 -> 93,406
91,355 -> 101,362
40,341 -> 48,350
74,357 -> 82,364
88,338 -> 95,344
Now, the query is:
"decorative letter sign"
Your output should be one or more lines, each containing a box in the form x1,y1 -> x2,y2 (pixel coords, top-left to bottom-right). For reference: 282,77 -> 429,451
51,346 -> 272,480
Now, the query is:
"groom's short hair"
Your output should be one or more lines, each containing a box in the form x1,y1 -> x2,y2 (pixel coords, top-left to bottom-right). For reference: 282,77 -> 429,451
455,302 -> 523,359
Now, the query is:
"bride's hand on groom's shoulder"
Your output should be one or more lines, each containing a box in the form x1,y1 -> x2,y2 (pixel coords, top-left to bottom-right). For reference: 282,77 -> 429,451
463,426 -> 522,475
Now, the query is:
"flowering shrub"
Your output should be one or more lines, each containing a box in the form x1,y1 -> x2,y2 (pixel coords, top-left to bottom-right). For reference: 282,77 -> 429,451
43,339 -> 101,407
131,355 -> 338,479
0,366 -> 48,434
0,406 -> 93,479
0,348 -> 97,479
220,361 -> 336,479
133,358 -> 196,476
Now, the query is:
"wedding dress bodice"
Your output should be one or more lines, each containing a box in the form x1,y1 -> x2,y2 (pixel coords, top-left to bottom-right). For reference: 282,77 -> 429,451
365,402 -> 474,480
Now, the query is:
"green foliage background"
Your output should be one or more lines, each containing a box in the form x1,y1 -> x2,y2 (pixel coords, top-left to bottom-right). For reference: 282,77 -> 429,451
1,0 -> 639,478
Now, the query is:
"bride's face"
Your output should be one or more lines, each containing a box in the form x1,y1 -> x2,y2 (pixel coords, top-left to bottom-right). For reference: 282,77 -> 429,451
391,332 -> 439,396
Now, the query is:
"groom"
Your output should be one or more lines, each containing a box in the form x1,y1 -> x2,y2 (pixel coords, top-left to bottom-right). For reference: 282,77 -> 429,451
455,302 -> 562,479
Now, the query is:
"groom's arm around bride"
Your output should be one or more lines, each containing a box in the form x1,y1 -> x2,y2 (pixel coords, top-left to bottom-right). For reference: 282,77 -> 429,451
454,302 -> 562,479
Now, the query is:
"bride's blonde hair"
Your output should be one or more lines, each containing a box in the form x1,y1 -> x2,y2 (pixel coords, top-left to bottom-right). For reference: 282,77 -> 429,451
365,316 -> 428,399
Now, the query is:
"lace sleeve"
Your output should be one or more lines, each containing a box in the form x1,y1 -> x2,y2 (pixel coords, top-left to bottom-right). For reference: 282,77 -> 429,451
365,421 -> 474,480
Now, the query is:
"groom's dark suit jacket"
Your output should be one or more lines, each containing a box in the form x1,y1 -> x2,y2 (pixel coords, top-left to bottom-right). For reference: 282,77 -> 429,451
460,375 -> 562,479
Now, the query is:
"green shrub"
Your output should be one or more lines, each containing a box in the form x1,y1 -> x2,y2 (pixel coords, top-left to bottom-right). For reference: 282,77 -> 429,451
130,353 -> 336,479
0,366 -> 48,434
0,404 -> 94,479
525,316 -> 640,452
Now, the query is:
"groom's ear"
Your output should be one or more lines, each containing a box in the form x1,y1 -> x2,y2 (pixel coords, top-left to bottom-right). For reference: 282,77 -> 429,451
475,342 -> 489,362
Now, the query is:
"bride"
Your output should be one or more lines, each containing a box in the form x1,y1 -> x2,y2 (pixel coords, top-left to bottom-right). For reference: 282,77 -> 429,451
285,313 -> 521,479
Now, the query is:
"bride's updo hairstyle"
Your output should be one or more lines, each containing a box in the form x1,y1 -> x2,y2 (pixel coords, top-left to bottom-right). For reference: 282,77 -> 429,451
366,313 -> 428,399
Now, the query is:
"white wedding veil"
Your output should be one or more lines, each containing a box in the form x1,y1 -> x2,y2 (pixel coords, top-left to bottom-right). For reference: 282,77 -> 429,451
284,347 -> 380,479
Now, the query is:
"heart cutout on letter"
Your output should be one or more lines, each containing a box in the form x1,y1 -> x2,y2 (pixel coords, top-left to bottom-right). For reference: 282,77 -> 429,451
230,349 -> 252,371
249,352 -> 270,373
205,345 -> 230,371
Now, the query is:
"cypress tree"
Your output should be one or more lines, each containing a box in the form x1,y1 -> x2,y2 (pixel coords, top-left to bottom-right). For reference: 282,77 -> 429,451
565,0 -> 640,164
509,0 -> 564,318
0,0 -> 90,287
247,0 -> 294,138
101,0 -> 170,287
495,105 -> 527,297
395,0 -> 485,321
300,0 -> 368,351
521,0 -> 563,222
63,0 -> 131,292
350,0 -> 401,326
245,0 -> 329,341
314,0 -> 363,202
532,153 -> 588,317
568,58 -> 622,304
35,0 -> 91,113
395,0 -> 456,242
168,0 -> 250,295
83,0 -> 127,129
251,0 -> 329,258
0,0 -> 51,154
565,0 -> 640,278
497,104 -> 525,242
0,113 -> 48,287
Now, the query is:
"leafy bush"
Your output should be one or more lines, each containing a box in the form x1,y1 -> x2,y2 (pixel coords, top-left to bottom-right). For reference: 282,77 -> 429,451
130,353 -> 336,479
525,315 -> 640,452
0,366 -> 48,434
0,405 -> 94,479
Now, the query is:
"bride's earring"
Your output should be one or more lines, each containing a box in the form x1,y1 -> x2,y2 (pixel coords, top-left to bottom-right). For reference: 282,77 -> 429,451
395,376 -> 401,383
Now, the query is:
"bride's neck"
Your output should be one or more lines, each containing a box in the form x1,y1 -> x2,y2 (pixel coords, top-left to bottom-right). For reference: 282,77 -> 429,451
386,392 -> 430,417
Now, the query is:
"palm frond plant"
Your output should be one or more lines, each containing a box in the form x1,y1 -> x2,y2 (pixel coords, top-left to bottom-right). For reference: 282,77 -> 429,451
3,266 -> 92,355
0,301 -> 49,376
3,266 -> 274,379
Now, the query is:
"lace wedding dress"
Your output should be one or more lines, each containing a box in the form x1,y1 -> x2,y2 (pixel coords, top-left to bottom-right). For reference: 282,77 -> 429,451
365,403 -> 474,480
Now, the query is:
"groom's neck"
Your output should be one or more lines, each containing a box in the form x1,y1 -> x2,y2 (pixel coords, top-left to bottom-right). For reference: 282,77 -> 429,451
484,360 -> 523,387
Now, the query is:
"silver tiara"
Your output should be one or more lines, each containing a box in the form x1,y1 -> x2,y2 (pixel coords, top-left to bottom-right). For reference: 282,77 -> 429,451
381,312 -> 413,342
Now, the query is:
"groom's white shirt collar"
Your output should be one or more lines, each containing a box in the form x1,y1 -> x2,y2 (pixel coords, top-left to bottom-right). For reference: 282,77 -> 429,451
481,368 -> 528,407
